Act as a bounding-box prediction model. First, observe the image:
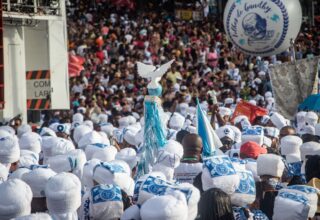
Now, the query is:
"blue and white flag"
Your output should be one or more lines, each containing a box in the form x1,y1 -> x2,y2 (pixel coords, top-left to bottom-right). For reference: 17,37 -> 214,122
196,99 -> 222,158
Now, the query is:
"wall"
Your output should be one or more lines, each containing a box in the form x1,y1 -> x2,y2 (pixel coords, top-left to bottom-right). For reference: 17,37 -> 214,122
3,26 -> 27,123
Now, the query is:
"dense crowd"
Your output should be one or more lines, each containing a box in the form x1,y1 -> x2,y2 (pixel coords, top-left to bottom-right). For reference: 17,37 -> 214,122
0,0 -> 320,220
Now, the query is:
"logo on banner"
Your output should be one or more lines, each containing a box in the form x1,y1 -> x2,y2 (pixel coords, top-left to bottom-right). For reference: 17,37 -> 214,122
225,0 -> 288,55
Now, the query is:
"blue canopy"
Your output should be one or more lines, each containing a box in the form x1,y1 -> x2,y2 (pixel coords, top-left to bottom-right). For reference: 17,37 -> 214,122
298,94 -> 320,112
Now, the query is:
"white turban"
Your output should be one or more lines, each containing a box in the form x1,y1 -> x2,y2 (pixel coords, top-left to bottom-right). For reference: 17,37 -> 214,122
0,130 -> 20,165
21,167 -> 56,198
45,172 -> 81,215
0,179 -> 33,219
19,132 -> 42,154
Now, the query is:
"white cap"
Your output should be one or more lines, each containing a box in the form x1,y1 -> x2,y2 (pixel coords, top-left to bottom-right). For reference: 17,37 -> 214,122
9,168 -> 31,180
21,167 -> 56,198
91,146 -> 118,162
93,161 -> 134,196
0,125 -> 16,135
234,115 -> 251,127
19,132 -> 42,154
273,190 -> 310,220
73,125 -> 92,144
140,191 -> 188,220
121,205 -> 141,220
201,156 -> 240,194
0,130 -> 20,164
270,112 -> 288,129
51,123 -> 71,135
72,113 -> 84,123
85,143 -> 111,160
47,149 -> 86,179
17,125 -> 32,138
300,141 -> 320,161
116,148 -> 138,170
264,127 -> 279,138
169,113 -> 185,131
305,112 -> 318,127
18,150 -> 39,168
152,163 -> 175,182
88,184 -> 124,219
298,124 -> 315,135
264,91 -> 272,99
257,154 -> 285,177
101,123 -> 115,138
124,126 -> 141,146
82,159 -> 101,189
241,126 -> 264,146
219,107 -> 232,117
45,172 -> 81,214
0,179 -> 33,219
41,137 -> 75,163
157,140 -> 184,168
39,127 -> 56,137
231,170 -> 256,207
78,131 -> 103,150
119,117 -> 130,129
280,135 -> 302,156
83,120 -> 94,130
217,125 -> 236,142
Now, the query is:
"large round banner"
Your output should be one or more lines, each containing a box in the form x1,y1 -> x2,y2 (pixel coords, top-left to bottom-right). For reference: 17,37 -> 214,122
223,0 -> 302,57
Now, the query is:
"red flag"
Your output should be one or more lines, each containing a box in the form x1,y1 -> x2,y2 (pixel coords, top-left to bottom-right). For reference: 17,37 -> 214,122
231,101 -> 268,123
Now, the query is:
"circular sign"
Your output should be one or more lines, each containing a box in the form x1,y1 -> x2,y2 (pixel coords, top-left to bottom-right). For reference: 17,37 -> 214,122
223,0 -> 302,57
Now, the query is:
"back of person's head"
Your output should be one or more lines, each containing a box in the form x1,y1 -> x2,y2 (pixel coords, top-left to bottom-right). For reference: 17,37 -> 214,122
198,188 -> 235,220
181,133 -> 202,159
305,155 -> 320,182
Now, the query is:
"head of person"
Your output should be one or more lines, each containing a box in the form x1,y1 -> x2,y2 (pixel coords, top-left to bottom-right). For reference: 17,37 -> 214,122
181,134 -> 203,162
279,126 -> 296,141
198,188 -> 235,220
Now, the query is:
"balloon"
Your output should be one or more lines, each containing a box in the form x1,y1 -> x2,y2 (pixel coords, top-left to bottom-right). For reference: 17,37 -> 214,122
223,0 -> 302,57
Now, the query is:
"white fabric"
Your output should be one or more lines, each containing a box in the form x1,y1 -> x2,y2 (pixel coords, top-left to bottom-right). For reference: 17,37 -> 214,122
157,140 -> 184,168
0,179 -> 33,220
305,112 -> 318,127
45,172 -> 81,215
73,125 -> 92,144
17,125 -> 32,138
0,162 -> 8,183
9,168 -> 31,180
219,107 -> 232,117
21,167 -> 56,198
174,162 -> 202,184
280,135 -> 302,156
91,146 -> 118,162
270,112 -> 288,129
273,190 -> 310,220
140,191 -> 188,220
82,159 -> 101,190
300,141 -> 320,161
19,132 -> 42,154
93,161 -> 134,196
121,205 -> 141,220
0,130 -> 20,164
201,156 -> 240,194
78,131 -> 103,150
42,137 -> 75,164
13,213 -> 52,220
257,154 -> 285,177
217,125 -> 236,142
18,150 -> 39,168
169,113 -> 185,131
116,148 -> 138,169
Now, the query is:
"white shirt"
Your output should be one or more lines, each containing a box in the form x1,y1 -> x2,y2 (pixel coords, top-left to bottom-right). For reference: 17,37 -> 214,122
174,162 -> 202,184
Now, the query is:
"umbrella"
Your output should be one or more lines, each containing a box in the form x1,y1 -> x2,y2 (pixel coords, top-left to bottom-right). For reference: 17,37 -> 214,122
298,94 -> 320,112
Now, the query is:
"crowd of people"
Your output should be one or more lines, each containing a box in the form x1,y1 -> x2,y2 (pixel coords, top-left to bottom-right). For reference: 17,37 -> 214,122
0,0 -> 320,220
